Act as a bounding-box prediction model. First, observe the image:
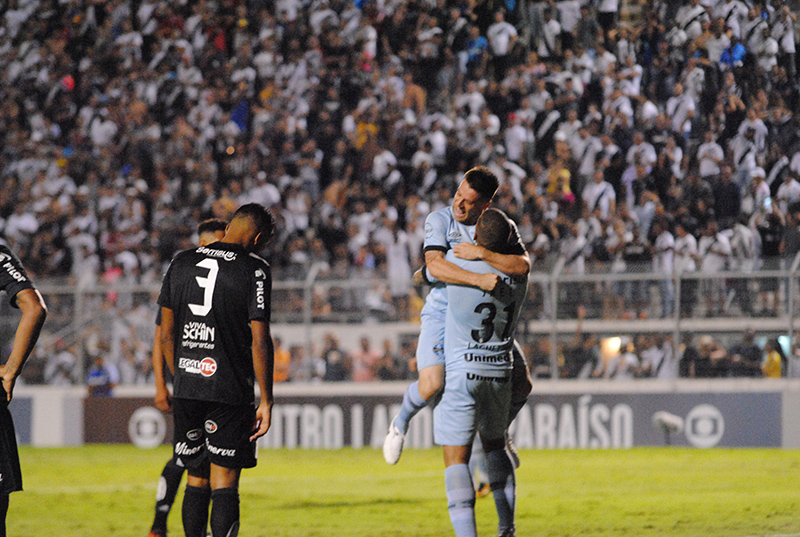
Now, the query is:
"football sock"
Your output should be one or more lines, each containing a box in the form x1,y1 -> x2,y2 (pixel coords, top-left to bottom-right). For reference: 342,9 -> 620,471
394,381 -> 427,433
445,464 -> 477,537
487,449 -> 516,534
0,493 -> 8,537
210,487 -> 240,537
182,485 -> 211,537
151,458 -> 185,533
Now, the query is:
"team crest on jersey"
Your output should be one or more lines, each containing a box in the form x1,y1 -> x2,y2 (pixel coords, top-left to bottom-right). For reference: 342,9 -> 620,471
205,420 -> 218,434
186,429 -> 202,441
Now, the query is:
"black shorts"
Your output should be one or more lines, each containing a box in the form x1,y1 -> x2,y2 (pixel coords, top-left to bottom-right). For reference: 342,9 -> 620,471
173,398 -> 258,470
0,398 -> 22,494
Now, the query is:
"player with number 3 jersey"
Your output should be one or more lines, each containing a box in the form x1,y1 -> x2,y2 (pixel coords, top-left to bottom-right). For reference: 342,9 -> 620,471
158,203 -> 275,537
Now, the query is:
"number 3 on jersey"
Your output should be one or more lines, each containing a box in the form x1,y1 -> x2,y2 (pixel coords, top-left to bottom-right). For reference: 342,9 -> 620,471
189,258 -> 219,316
471,301 -> 516,343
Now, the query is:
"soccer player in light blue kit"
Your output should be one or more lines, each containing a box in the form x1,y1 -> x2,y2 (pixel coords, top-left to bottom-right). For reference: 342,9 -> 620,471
384,167 -> 531,466
436,208 -> 529,537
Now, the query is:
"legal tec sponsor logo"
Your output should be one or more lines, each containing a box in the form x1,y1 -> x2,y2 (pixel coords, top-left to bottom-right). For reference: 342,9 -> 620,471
205,420 -> 218,434
255,269 -> 266,309
178,357 -> 218,377
186,429 -> 202,441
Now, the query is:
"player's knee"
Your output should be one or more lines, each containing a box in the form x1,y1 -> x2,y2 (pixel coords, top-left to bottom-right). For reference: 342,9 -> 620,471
418,367 -> 444,400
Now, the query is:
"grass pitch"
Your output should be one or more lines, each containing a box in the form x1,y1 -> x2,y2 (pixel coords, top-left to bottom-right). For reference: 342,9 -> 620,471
8,445 -> 800,537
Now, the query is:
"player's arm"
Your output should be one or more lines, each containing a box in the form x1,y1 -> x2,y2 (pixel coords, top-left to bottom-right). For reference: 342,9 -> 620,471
0,289 -> 47,402
160,307 -> 176,376
425,249 -> 499,291
250,320 -> 274,441
452,242 -> 531,276
152,323 -> 172,412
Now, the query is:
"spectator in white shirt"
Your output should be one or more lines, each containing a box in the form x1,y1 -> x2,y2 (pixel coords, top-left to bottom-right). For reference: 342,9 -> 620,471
674,222 -> 699,317
776,173 -> 800,215
696,130 -> 725,180
486,10 -> 517,81
626,131 -> 657,169
650,218 -> 675,317
698,220 -> 732,316
582,169 -> 616,221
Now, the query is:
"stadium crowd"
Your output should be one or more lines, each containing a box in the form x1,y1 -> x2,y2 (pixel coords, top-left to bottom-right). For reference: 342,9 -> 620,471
2,0 -> 800,383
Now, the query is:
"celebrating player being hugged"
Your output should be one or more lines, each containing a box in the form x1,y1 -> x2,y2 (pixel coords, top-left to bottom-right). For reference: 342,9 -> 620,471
158,204 -> 275,537
384,167 -> 532,470
434,208 -> 529,537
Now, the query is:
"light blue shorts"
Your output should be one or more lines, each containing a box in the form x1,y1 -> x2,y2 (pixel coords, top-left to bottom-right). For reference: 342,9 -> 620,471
433,370 -> 511,446
415,312 -> 445,370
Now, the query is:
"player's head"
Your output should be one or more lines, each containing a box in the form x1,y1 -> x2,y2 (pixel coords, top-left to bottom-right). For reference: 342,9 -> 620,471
196,218 -> 227,246
475,208 -> 513,253
453,166 -> 499,225
226,203 -> 275,251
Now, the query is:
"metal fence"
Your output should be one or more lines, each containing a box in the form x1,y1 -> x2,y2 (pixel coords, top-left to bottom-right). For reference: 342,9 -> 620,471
3,255 -> 800,384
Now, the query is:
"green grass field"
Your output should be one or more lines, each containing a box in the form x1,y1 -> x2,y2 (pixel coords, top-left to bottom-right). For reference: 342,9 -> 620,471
7,445 -> 800,537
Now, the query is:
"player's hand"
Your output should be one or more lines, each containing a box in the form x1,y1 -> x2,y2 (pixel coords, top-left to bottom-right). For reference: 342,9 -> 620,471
154,385 -> 173,412
0,366 -> 15,402
453,242 -> 485,261
478,273 -> 500,292
250,401 -> 273,441
412,267 -> 426,286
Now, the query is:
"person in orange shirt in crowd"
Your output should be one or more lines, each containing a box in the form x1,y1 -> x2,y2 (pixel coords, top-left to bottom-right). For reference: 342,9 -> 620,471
273,337 -> 292,382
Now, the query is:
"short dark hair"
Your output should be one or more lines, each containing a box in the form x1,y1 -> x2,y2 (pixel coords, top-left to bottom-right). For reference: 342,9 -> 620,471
463,166 -> 499,202
476,208 -> 512,253
197,218 -> 227,235
233,203 -> 275,241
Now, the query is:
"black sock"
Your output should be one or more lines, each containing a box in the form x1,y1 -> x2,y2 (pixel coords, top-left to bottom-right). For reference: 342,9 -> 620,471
0,493 -> 8,537
210,487 -> 240,537
151,459 -> 185,533
182,485 -> 211,537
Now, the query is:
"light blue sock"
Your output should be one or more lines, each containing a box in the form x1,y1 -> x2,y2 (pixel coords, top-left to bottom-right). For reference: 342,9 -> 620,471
445,464 -> 477,537
393,381 -> 427,433
487,449 -> 515,534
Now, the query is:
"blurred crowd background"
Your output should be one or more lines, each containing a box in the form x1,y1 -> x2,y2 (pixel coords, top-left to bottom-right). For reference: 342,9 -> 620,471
1,0 -> 800,388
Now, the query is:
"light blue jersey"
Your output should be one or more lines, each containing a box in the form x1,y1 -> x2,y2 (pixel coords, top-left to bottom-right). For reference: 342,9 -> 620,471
443,251 -> 528,374
421,206 -> 478,320
434,252 -> 528,446
417,206 -> 526,370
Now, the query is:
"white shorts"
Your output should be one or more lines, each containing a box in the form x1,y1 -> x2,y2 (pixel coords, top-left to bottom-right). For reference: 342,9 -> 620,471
433,370 -> 511,446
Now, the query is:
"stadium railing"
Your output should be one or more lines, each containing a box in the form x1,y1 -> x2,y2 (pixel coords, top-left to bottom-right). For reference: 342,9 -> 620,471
3,253 -> 799,383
